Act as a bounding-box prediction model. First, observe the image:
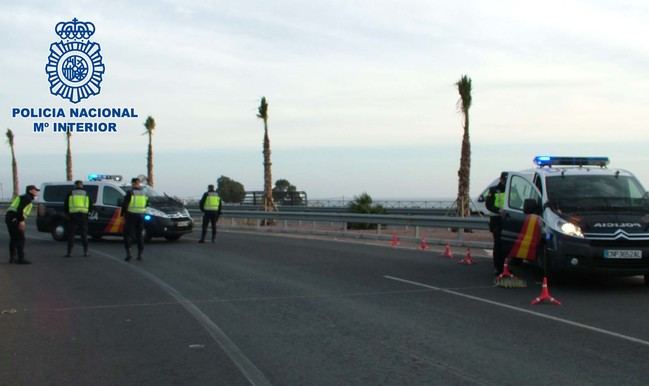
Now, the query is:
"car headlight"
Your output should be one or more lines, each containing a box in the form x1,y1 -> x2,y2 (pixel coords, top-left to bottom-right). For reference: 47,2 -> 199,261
181,208 -> 191,218
557,219 -> 584,238
145,207 -> 169,218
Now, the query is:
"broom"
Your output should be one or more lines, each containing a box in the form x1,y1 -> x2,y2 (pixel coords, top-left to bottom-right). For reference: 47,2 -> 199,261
494,258 -> 527,288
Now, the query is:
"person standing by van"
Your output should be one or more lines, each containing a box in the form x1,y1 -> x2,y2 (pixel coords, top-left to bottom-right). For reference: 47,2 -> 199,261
6,185 -> 39,264
64,180 -> 93,257
198,184 -> 222,243
121,178 -> 148,261
486,172 -> 507,275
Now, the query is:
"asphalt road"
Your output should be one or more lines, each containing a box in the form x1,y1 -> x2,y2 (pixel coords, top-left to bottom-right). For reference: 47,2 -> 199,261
2,225 -> 649,385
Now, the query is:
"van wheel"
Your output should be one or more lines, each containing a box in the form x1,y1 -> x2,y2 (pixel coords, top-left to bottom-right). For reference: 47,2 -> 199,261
142,228 -> 153,242
51,220 -> 66,242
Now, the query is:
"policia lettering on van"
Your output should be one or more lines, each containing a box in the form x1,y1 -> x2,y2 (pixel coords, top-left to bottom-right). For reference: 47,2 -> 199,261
497,156 -> 649,285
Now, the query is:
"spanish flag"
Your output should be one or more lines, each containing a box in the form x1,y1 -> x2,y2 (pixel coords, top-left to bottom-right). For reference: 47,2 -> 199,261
508,214 -> 542,261
103,208 -> 125,234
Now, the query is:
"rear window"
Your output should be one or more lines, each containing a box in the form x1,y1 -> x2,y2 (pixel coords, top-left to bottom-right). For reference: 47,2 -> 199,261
43,185 -> 98,203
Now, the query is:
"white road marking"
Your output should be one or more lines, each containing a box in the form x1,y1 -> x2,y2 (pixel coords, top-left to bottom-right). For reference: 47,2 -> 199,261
384,275 -> 649,348
90,249 -> 272,386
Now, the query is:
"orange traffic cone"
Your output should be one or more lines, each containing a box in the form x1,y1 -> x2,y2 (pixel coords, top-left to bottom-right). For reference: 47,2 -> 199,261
418,238 -> 429,250
531,277 -> 561,305
441,243 -> 453,258
390,233 -> 400,248
495,258 -> 527,288
458,248 -> 476,265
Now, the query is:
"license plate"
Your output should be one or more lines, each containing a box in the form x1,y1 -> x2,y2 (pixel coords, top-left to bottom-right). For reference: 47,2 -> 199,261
603,250 -> 642,259
176,221 -> 190,227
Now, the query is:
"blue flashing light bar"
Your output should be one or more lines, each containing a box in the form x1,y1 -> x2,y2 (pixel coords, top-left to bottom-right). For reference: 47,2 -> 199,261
144,215 -> 152,221
533,156 -> 610,168
87,174 -> 123,182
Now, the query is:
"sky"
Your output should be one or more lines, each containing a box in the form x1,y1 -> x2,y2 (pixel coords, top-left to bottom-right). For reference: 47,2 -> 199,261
0,0 -> 648,200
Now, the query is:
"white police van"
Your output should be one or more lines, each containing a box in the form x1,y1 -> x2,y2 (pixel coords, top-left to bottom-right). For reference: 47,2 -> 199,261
37,174 -> 193,242
496,156 -> 649,283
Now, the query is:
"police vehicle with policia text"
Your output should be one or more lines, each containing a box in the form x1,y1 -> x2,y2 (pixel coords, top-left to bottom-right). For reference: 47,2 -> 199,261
37,174 -> 193,242
495,156 -> 649,283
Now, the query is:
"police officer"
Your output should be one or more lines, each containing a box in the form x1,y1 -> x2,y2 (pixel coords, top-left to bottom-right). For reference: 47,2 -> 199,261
486,172 -> 507,275
198,184 -> 222,243
121,178 -> 148,261
6,185 -> 40,264
64,180 -> 93,257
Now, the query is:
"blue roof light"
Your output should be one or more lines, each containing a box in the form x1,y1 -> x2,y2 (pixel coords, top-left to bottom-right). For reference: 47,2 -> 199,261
533,156 -> 609,168
144,215 -> 152,221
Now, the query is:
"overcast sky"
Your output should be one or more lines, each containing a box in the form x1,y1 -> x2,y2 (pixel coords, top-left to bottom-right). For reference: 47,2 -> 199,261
1,0 -> 648,200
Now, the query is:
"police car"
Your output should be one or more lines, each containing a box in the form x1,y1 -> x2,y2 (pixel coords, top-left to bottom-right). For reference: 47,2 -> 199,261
494,156 -> 649,283
37,174 -> 194,242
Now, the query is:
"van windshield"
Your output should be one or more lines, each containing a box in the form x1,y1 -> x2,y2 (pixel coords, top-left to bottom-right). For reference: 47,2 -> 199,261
546,175 -> 649,212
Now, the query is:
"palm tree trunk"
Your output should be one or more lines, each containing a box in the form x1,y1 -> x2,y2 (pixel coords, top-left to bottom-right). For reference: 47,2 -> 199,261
263,120 -> 276,212
456,110 -> 471,217
66,132 -> 73,181
10,146 -> 18,198
147,132 -> 154,187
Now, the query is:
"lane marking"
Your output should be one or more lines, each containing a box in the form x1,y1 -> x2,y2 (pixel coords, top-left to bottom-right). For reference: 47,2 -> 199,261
384,275 -> 649,348
84,248 -> 272,386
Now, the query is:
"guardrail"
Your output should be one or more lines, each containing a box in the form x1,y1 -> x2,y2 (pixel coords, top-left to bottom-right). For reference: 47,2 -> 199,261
189,208 -> 491,247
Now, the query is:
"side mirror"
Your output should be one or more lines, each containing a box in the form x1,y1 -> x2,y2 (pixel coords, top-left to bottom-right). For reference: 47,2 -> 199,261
523,198 -> 541,215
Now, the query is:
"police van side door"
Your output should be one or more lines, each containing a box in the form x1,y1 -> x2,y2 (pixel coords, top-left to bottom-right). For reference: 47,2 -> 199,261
501,173 -> 542,255
95,185 -> 125,235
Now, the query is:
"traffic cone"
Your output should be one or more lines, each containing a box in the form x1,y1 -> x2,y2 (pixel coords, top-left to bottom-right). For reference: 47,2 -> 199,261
495,258 -> 526,288
418,238 -> 429,250
458,248 -> 476,265
531,277 -> 561,305
441,243 -> 453,258
390,233 -> 400,248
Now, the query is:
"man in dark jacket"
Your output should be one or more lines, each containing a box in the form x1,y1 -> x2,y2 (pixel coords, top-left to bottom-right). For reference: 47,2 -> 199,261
6,185 -> 40,264
486,172 -> 508,275
121,178 -> 148,261
198,184 -> 222,243
64,180 -> 93,257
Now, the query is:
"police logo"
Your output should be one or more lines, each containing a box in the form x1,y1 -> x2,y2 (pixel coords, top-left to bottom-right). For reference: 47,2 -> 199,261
45,18 -> 105,103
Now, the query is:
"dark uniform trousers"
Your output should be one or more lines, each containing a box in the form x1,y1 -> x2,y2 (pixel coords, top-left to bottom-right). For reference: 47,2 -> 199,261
5,213 -> 25,261
123,213 -> 144,257
201,212 -> 219,241
490,215 -> 505,273
67,213 -> 89,254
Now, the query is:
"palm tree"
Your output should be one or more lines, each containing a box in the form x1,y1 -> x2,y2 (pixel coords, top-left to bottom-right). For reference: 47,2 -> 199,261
65,131 -> 73,181
6,129 -> 18,198
455,75 -> 472,217
256,97 -> 276,213
143,116 -> 155,187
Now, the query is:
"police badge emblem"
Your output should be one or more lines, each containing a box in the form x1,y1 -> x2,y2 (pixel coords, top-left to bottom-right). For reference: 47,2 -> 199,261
45,18 -> 105,103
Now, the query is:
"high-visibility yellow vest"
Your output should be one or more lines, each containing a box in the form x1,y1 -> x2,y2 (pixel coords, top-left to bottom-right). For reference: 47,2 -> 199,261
204,192 -> 221,211
69,189 -> 90,214
494,192 -> 505,209
7,196 -> 32,218
128,190 -> 148,214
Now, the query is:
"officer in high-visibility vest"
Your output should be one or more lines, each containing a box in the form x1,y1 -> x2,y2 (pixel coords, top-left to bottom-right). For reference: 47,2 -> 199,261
64,180 -> 93,257
121,178 -> 148,261
198,184 -> 222,243
5,185 -> 40,264
486,172 -> 508,275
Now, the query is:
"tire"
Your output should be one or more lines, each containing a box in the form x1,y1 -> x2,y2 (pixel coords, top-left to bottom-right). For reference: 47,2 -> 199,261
50,220 -> 67,242
142,227 -> 153,242
164,235 -> 181,241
